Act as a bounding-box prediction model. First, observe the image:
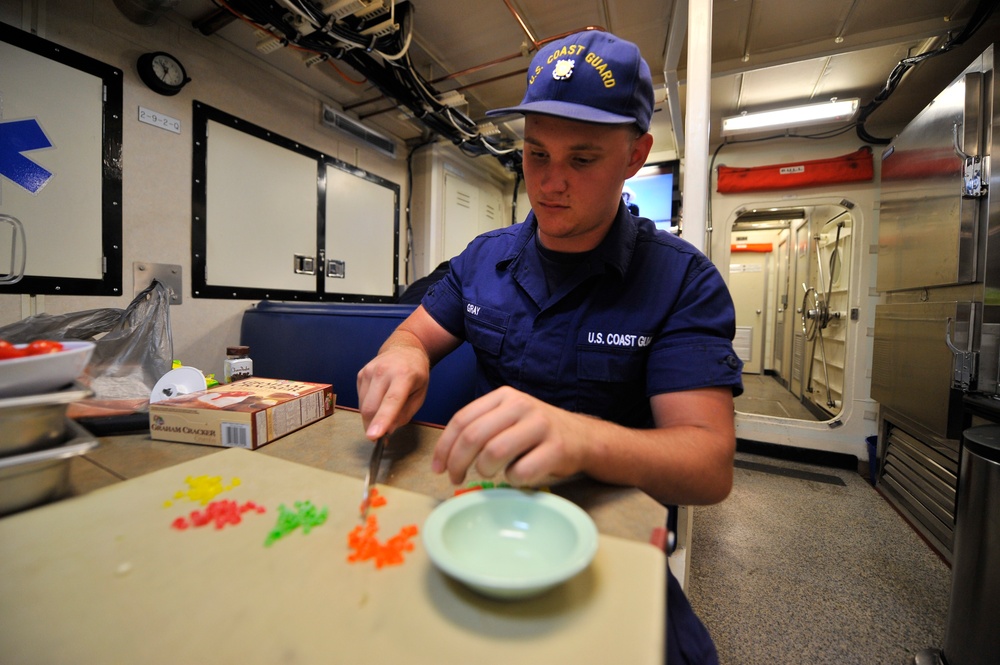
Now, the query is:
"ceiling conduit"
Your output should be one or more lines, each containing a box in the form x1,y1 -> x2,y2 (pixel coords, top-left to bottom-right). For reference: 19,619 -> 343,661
346,0 -> 605,128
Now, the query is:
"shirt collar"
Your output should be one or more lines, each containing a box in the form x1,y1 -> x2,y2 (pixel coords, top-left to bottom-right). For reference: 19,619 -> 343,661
497,201 -> 638,279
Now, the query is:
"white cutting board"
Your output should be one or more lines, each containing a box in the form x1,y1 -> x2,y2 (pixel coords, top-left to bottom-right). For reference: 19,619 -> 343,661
0,448 -> 665,664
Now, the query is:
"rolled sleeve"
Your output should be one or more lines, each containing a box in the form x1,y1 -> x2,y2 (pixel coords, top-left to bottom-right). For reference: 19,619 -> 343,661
420,270 -> 468,340
645,256 -> 744,397
648,341 -> 744,396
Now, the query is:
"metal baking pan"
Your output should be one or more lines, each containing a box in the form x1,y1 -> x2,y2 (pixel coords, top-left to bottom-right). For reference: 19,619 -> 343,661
0,383 -> 93,458
0,418 -> 98,517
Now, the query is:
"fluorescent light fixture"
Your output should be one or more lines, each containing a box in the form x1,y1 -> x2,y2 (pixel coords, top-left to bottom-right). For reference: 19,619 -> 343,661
722,98 -> 859,135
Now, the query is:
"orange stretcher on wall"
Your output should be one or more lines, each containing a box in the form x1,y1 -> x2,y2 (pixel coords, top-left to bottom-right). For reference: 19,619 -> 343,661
717,146 -> 874,193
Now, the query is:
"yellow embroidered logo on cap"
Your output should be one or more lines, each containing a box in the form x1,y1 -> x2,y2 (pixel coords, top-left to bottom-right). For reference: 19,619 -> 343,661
552,59 -> 575,80
545,43 -> 586,64
584,52 -> 616,88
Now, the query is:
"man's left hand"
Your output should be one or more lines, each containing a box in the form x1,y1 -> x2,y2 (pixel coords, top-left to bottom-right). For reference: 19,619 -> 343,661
431,386 -> 589,487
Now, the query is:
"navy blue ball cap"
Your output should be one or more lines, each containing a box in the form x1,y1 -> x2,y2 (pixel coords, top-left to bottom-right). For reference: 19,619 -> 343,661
487,30 -> 655,133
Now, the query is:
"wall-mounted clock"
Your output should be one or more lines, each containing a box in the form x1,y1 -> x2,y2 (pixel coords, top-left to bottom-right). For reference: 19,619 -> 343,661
137,51 -> 190,96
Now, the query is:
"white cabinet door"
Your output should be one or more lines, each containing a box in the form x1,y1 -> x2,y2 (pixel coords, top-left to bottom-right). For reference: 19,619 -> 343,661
195,105 -> 399,302
479,183 -> 503,235
443,172 -> 479,260
324,164 -> 397,298
204,120 -> 317,292
443,173 -> 505,261
0,29 -> 122,296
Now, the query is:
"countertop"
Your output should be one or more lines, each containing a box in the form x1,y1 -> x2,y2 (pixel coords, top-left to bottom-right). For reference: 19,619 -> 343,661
1,408 -> 668,664
69,407 -> 668,543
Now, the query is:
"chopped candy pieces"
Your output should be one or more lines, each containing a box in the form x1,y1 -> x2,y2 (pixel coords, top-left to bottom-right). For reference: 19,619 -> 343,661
170,500 -> 265,531
264,500 -> 329,547
347,515 -> 419,569
168,475 -> 242,506
453,480 -> 512,496
358,486 -> 388,514
348,487 -> 418,568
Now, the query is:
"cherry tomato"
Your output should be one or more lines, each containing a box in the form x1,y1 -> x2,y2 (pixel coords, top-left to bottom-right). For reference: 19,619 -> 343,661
26,340 -> 64,356
0,340 -> 27,360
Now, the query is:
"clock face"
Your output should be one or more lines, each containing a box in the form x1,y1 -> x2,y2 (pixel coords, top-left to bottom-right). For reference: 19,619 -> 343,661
137,51 -> 189,95
152,54 -> 185,86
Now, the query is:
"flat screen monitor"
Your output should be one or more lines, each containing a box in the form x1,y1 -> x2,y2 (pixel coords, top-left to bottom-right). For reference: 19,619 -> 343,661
625,160 -> 681,234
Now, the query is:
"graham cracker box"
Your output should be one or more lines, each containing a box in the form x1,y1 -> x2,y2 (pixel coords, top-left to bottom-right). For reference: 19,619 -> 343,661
149,377 -> 335,449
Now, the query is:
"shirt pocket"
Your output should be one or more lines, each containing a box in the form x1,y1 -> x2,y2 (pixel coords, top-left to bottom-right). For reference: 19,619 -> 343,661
464,303 -> 508,357
577,347 -> 645,382
575,347 -> 648,422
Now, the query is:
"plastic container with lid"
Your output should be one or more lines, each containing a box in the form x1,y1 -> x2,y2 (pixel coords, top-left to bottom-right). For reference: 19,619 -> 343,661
224,346 -> 253,383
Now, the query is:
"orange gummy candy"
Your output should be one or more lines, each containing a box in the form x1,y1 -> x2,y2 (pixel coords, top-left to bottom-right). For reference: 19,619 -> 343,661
347,491 -> 418,568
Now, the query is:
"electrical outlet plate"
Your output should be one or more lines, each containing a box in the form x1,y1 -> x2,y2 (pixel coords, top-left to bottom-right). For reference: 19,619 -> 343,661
133,262 -> 183,304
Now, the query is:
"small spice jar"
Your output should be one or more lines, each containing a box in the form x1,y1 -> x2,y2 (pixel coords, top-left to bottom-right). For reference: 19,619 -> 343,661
224,345 -> 253,383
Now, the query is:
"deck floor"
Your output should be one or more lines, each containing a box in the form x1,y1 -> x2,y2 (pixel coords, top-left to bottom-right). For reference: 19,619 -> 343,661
686,450 -> 951,664
735,373 -> 825,421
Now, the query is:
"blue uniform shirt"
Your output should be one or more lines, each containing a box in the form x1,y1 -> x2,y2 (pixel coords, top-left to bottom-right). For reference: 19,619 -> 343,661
422,203 -> 744,428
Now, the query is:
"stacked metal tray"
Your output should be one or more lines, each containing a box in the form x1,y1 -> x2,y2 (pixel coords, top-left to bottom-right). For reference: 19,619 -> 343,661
0,384 -> 98,516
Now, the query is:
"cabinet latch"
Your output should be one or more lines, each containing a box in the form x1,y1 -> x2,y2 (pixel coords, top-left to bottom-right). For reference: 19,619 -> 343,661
962,155 -> 988,198
294,254 -> 316,275
946,316 -> 978,390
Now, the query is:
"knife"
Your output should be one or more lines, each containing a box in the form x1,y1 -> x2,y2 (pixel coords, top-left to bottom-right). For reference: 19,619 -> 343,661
360,435 -> 387,521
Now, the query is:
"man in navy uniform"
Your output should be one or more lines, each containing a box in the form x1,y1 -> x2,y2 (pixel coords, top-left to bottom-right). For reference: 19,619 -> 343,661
358,29 -> 743,664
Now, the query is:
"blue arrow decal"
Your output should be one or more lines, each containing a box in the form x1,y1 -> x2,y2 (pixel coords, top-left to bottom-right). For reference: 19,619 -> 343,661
0,118 -> 54,194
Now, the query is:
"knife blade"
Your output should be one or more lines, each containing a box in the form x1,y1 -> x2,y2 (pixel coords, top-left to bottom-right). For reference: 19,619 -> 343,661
360,435 -> 387,521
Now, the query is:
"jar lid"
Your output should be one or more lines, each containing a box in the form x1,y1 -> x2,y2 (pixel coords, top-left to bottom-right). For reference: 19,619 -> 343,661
226,346 -> 250,355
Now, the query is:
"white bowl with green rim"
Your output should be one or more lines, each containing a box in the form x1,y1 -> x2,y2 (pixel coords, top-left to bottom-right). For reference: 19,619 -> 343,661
422,488 -> 598,600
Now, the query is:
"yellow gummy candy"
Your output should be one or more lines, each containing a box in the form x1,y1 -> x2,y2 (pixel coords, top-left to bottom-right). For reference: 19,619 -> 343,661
167,475 -> 240,506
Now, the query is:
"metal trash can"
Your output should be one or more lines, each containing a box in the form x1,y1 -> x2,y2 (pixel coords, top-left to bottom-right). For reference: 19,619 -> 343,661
943,425 -> 1000,664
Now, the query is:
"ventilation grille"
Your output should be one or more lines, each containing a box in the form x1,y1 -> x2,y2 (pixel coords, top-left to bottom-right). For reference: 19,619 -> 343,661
321,104 -> 397,159
792,331 -> 804,376
733,326 -> 753,363
879,422 -> 958,560
483,202 -> 497,224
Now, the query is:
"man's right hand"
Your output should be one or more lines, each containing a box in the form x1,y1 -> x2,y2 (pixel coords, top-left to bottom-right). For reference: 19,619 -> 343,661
357,341 -> 431,440
356,305 -> 462,440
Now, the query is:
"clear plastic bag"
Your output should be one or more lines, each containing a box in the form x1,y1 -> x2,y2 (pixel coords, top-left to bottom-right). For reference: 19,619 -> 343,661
0,280 -> 173,414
